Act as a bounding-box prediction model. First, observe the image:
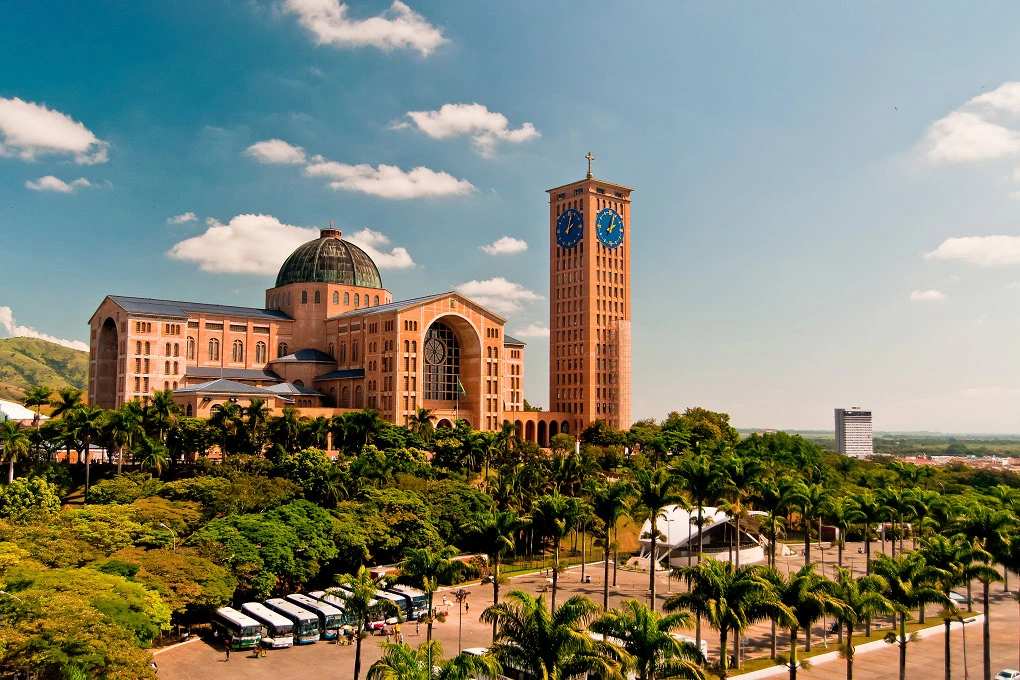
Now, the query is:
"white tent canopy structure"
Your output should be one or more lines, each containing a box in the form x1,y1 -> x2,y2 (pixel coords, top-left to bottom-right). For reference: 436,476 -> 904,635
637,504 -> 767,567
0,400 -> 48,424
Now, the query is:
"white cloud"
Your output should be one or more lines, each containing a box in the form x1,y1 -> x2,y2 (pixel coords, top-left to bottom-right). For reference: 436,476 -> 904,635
910,289 -> 947,302
244,139 -> 307,164
481,236 -> 528,256
925,235 -> 1020,267
284,0 -> 447,56
304,156 -> 474,199
923,111 -> 1020,163
513,323 -> 549,338
347,228 -> 415,269
1004,281 -> 1020,289
970,82 -> 1020,114
0,96 -> 108,164
24,175 -> 91,193
454,277 -> 543,315
398,103 -> 540,157
0,306 -> 88,351
166,213 -> 414,274
167,212 -> 197,224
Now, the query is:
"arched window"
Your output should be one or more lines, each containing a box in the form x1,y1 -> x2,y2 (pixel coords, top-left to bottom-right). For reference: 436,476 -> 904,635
278,342 -> 288,357
328,343 -> 335,358
411,340 -> 416,353
255,342 -> 267,363
339,342 -> 346,363
374,295 -> 380,306
187,337 -> 195,360
301,291 -> 308,304
293,379 -> 304,387
186,403 -> 193,417
208,338 -> 219,360
164,361 -> 170,373
314,291 -> 321,303
174,343 -> 179,357
354,385 -> 364,408
164,381 -> 169,390
232,340 -> 244,362
333,291 -> 339,304
352,340 -> 359,362
354,294 -> 360,308
344,292 -> 350,305
329,387 -> 336,405
404,340 -> 410,352
486,347 -> 492,358
423,321 -> 461,400
341,386 -> 350,408
165,342 -> 171,355
173,361 -> 178,374
145,342 -> 151,355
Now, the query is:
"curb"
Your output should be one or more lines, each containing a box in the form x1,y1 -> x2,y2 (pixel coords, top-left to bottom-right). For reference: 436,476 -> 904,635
151,636 -> 202,657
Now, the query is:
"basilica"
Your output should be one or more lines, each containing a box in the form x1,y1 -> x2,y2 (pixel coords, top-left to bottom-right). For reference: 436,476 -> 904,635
88,170 -> 634,446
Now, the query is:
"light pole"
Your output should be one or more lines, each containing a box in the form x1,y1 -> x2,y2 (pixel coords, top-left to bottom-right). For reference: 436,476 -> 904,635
959,615 -> 976,679
159,523 -> 177,552
663,517 -> 673,593
0,590 -> 22,603
453,588 -> 469,653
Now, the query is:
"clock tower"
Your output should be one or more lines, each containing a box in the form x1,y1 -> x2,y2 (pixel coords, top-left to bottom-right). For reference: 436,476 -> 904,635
547,155 -> 632,434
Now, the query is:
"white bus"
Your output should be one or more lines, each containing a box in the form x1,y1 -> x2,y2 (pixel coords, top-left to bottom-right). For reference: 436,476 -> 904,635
241,602 -> 294,648
374,589 -> 408,621
386,584 -> 429,620
285,593 -> 345,640
212,607 -> 262,650
265,598 -> 320,644
330,586 -> 389,630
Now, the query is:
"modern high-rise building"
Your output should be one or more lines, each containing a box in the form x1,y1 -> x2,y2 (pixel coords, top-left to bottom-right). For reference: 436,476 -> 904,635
547,155 -> 633,433
834,407 -> 873,458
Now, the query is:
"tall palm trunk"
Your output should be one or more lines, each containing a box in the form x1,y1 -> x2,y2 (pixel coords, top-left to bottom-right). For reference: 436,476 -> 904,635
898,613 -> 907,680
580,524 -> 586,583
551,542 -> 560,609
983,582 -> 991,680
426,593 -> 434,643
789,626 -> 800,680
804,514 -> 811,566
649,516 -> 657,611
602,531 -> 611,610
943,616 -> 951,680
83,434 -> 92,502
353,618 -> 365,680
7,458 -> 13,485
735,514 -> 741,569
846,622 -> 856,680
491,557 -> 500,642
865,536 -> 872,636
720,627 -> 730,680
613,525 -> 619,586
696,503 -> 704,650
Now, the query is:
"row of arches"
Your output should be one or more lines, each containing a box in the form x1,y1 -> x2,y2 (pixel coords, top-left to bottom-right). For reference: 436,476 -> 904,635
511,419 -> 570,449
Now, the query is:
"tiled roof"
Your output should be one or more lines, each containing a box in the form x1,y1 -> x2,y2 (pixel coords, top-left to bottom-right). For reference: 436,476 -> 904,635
313,368 -> 366,381
174,379 -> 275,395
108,295 -> 292,321
326,293 -> 447,321
271,348 -> 336,363
185,366 -> 283,382
503,334 -> 526,346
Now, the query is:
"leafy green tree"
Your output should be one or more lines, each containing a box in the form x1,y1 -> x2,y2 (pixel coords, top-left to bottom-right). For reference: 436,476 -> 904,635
532,491 -> 580,608
209,401 -> 242,456
135,436 -> 169,476
828,567 -> 892,680
368,639 -> 502,680
717,455 -> 761,568
106,400 -> 144,474
823,496 -> 864,569
634,467 -> 682,611
22,384 -> 52,458
0,421 -> 30,484
407,407 -> 436,443
398,544 -> 459,643
332,566 -> 397,680
790,482 -> 829,566
0,475 -> 61,518
592,599 -> 705,680
463,508 -> 528,640
87,471 -> 163,505
871,552 -> 949,680
481,589 -> 624,680
665,558 -> 779,678
771,563 -> 841,680
146,390 -> 181,445
65,404 -> 104,499
588,478 -> 636,610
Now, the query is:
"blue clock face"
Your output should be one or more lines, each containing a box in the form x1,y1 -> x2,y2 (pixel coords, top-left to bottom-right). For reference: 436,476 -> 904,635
556,208 -> 583,249
596,208 -> 624,249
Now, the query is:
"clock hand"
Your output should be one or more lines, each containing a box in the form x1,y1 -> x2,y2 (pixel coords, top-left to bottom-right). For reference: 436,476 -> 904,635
565,213 -> 573,234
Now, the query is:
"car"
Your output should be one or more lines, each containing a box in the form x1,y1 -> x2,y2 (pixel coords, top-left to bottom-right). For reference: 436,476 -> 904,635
949,591 -> 968,606
994,670 -> 1020,680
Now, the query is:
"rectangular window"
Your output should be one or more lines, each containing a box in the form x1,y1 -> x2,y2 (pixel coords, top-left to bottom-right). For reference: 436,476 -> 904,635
253,325 -> 270,334
229,324 -> 247,333
205,322 -> 223,330
143,377 -> 149,392
134,377 -> 140,392
187,321 -> 199,328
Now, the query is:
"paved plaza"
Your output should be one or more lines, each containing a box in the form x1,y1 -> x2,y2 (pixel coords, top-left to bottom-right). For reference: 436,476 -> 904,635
156,542 -> 1020,680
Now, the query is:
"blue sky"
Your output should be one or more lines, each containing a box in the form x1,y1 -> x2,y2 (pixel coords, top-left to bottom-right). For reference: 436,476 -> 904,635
4,1 -> 1020,432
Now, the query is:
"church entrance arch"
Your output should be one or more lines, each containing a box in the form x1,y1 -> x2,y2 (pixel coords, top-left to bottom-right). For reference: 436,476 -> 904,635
421,314 -> 482,424
538,421 -> 548,448
95,317 -> 119,409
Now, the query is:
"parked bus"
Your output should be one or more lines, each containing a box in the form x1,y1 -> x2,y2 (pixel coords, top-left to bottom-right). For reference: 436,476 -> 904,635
212,607 -> 262,650
265,598 -> 320,644
387,584 -> 429,620
241,602 -> 294,648
330,586 -> 389,630
285,593 -> 345,640
374,589 -> 409,621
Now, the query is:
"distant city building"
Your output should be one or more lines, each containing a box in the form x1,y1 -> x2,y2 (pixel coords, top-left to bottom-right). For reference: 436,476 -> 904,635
834,407 -> 873,458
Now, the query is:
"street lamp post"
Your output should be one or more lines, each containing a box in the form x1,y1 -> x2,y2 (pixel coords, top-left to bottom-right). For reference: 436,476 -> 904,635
159,523 -> 177,552
663,517 -> 673,594
959,616 -> 976,679
453,588 -> 469,653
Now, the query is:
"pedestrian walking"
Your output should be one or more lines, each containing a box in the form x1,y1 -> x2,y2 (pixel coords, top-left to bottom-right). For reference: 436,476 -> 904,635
224,639 -> 231,661
465,602 -> 469,613
415,619 -> 420,636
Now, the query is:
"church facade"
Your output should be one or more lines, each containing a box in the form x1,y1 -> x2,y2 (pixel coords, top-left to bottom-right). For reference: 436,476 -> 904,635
87,168 -> 633,445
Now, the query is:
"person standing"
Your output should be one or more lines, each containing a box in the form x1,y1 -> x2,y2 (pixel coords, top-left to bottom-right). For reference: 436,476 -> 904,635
224,639 -> 231,661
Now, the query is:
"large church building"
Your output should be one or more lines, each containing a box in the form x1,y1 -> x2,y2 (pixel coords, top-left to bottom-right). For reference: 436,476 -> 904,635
88,168 -> 633,446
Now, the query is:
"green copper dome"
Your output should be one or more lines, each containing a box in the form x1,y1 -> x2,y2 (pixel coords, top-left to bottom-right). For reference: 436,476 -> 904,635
275,228 -> 383,289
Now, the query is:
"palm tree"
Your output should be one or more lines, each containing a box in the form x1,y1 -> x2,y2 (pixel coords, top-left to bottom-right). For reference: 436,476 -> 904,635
367,639 -> 501,680
674,453 -> 721,565
665,558 -> 779,679
349,408 -> 385,449
65,404 -> 104,500
791,482 -> 829,566
398,545 -> 459,645
717,455 -> 760,569
209,402 -> 242,456
481,589 -> 624,680
591,599 -> 705,680
847,490 -> 887,637
634,467 -> 682,612
268,405 -> 301,453
407,407 -> 436,443
333,566 -> 394,680
772,563 -> 841,680
533,491 -> 580,609
464,509 -> 528,640
50,386 -> 82,464
828,567 -> 892,680
491,421 -> 516,473
919,534 -> 991,680
22,384 -> 52,458
135,435 -> 169,476
823,496 -> 864,570
147,389 -> 180,443
244,398 -> 270,454
107,401 -> 144,474
871,552 -> 948,680
0,421 -> 30,484
588,479 -> 636,610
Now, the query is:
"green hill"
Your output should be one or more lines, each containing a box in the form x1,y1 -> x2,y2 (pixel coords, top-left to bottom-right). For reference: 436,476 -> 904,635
0,337 -> 88,403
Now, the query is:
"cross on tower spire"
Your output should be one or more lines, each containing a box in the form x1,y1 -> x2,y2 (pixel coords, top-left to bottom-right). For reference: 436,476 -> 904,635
585,151 -> 595,179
